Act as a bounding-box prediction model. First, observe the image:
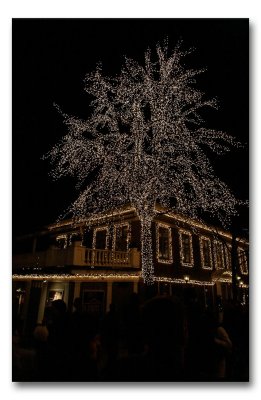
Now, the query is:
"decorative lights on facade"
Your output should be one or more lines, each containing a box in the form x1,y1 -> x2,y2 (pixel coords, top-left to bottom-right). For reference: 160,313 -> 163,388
112,222 -> 131,253
44,42 -> 243,284
92,226 -> 109,250
199,236 -> 213,270
223,243 -> 232,270
156,222 -> 173,264
179,229 -> 194,267
213,240 -> 225,270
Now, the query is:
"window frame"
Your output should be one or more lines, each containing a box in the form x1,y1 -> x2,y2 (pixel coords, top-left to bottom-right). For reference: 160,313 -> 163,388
199,236 -> 213,270
179,229 -> 194,267
92,226 -> 109,250
156,222 -> 173,264
56,234 -> 68,249
214,240 -> 225,270
223,243 -> 232,270
112,222 -> 130,253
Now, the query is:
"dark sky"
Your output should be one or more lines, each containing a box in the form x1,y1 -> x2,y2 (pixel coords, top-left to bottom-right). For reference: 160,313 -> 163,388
12,18 -> 249,236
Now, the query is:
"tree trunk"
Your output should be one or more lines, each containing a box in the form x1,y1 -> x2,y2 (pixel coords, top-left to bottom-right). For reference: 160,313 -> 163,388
140,216 -> 154,285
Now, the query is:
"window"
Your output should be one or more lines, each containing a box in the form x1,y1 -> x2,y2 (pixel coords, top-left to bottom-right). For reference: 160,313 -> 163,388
93,227 -> 109,250
156,223 -> 173,264
224,244 -> 232,270
56,235 -> 67,249
214,241 -> 225,269
179,230 -> 193,267
238,248 -> 248,275
68,232 -> 81,246
113,223 -> 130,252
200,237 -> 213,269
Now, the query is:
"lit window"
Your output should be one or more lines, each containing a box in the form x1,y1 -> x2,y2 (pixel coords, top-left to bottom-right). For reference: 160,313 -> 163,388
113,223 -> 130,252
238,248 -> 248,275
156,223 -> 173,264
179,230 -> 194,267
200,237 -> 213,269
214,241 -> 225,269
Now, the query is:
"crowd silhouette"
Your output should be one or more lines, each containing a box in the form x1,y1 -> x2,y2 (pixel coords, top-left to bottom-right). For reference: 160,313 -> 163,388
12,290 -> 249,382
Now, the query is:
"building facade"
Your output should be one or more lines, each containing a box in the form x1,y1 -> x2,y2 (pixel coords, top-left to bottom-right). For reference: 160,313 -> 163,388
12,205 -> 249,335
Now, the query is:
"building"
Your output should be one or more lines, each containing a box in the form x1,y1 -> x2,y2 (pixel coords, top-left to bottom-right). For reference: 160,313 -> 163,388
12,204 -> 249,335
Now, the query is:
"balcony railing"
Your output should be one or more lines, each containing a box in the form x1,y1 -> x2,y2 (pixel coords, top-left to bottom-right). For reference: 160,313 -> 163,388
84,248 -> 130,267
13,243 -> 140,270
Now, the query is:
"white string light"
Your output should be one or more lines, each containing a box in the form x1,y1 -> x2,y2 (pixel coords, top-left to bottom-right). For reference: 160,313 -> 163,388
92,226 -> 109,250
44,42 -> 243,284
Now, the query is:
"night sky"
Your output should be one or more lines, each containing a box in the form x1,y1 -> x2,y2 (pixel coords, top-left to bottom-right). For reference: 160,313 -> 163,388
12,18 -> 249,236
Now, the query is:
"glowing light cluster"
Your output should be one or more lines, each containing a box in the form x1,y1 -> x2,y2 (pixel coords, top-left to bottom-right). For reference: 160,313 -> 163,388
12,272 -> 141,281
156,222 -> 173,264
45,41 -> 243,283
156,276 -> 214,286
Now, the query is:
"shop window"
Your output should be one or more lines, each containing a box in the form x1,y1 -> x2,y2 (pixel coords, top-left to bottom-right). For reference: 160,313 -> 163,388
179,230 -> 194,267
156,223 -> 173,264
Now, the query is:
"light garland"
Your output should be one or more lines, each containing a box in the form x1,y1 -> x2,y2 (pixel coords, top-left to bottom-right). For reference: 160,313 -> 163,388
155,276 -> 214,286
199,236 -> 213,270
12,273 -> 213,287
156,222 -> 173,264
44,42 -> 243,284
12,272 -> 141,281
179,229 -> 194,267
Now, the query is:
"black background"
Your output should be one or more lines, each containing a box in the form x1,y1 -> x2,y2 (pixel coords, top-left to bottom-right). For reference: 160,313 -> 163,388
12,18 -> 249,235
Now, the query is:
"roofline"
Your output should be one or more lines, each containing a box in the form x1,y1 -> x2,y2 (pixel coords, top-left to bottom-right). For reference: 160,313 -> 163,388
46,204 -> 248,245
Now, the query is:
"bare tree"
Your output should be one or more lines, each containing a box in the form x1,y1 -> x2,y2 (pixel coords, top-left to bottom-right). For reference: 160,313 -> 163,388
45,41 -> 243,283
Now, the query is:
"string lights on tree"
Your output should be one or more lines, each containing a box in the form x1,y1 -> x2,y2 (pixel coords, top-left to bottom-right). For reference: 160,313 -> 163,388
45,40 -> 243,284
